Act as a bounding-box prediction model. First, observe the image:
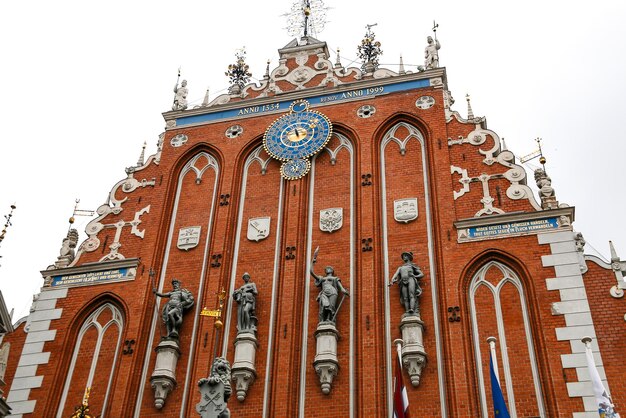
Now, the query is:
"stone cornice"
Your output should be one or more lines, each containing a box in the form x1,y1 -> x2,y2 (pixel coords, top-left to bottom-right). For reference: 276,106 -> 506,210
162,67 -> 447,125
40,257 -> 140,278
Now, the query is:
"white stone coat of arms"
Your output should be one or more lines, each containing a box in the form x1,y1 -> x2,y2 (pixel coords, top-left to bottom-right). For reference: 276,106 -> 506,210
177,226 -> 201,251
247,217 -> 270,241
394,198 -> 418,223
319,208 -> 343,233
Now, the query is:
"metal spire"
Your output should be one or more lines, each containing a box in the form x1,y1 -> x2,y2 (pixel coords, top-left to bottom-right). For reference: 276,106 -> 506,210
466,94 -> 475,119
399,55 -> 406,75
137,141 -> 147,167
201,87 -> 210,107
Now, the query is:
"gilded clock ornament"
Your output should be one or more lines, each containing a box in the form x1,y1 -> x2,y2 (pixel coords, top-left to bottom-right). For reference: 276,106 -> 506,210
263,99 -> 332,180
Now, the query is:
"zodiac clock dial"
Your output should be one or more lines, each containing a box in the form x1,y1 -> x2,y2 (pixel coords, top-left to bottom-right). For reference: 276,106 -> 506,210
263,100 -> 333,179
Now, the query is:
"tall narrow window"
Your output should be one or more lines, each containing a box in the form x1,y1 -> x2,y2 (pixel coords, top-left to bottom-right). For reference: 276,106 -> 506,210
57,303 -> 123,418
469,261 -> 545,417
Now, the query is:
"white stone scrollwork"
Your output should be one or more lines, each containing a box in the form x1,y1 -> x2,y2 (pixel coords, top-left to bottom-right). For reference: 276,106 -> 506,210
449,126 -> 541,216
451,166 -> 470,200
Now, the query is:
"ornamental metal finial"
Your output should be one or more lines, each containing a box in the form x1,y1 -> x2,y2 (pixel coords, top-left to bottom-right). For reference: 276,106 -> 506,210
357,23 -> 383,74
284,0 -> 329,40
0,203 -> 16,266
225,48 -> 252,95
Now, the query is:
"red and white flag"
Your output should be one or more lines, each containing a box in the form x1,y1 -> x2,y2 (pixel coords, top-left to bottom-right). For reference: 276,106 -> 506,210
393,348 -> 410,418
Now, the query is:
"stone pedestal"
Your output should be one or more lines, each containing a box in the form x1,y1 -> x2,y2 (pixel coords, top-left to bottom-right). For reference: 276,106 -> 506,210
231,331 -> 258,401
150,339 -> 181,409
313,322 -> 339,395
399,314 -> 427,387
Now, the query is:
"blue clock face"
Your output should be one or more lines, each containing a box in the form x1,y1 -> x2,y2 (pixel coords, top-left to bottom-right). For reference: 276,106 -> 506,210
263,100 -> 333,161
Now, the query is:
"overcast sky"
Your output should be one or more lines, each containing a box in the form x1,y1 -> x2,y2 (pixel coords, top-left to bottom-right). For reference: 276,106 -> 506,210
1,0 -> 624,320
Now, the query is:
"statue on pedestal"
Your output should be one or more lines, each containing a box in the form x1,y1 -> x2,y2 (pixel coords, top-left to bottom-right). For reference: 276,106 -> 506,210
389,251 -> 424,316
233,272 -> 258,333
310,248 -> 349,324
172,79 -> 189,111
153,279 -> 194,339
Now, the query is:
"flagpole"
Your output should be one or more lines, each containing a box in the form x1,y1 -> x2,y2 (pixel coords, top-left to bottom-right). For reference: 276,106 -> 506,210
487,336 -> 499,382
394,338 -> 403,362
582,336 -> 618,418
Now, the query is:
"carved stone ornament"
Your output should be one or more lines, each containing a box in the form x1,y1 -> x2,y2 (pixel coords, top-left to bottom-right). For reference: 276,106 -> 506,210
399,315 -> 428,387
247,217 -> 270,242
313,323 -> 339,394
225,125 -> 244,139
150,339 -> 181,409
319,208 -> 343,233
197,357 -> 232,418
415,96 -> 435,110
394,198 -> 418,223
177,226 -> 201,251
170,134 -> 188,148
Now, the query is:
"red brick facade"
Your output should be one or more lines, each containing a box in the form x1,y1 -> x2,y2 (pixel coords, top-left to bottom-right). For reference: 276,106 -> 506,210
3,37 -> 624,418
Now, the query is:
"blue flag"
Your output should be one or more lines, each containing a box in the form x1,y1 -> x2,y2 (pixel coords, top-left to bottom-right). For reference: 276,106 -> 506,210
490,353 -> 511,418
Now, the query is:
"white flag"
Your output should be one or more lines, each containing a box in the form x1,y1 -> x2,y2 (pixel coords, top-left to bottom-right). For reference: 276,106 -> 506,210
584,342 -> 615,415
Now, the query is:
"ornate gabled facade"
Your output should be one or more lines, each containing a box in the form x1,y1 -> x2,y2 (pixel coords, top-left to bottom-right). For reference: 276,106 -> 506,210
2,27 -> 625,418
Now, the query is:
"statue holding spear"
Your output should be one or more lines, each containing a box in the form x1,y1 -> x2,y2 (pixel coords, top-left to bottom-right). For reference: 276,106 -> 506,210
310,246 -> 349,325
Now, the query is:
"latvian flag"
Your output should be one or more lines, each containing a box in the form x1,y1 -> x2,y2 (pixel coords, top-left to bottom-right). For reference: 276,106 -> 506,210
393,349 -> 410,418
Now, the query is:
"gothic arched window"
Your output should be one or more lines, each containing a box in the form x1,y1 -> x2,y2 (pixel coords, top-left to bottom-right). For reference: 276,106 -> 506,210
468,261 -> 546,417
57,303 -> 124,418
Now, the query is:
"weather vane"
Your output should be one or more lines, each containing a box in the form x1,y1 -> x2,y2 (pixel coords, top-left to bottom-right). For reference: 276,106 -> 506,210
520,137 -> 547,171
69,199 -> 95,230
283,0 -> 329,39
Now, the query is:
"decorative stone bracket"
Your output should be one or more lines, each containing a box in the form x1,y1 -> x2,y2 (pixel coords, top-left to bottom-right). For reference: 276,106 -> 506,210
398,314 -> 427,386
313,323 -> 339,394
231,331 -> 258,401
150,339 -> 181,409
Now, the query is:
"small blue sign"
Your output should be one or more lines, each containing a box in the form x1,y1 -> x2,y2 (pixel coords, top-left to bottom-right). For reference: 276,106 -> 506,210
176,78 -> 430,127
52,267 -> 132,287
468,217 -> 559,239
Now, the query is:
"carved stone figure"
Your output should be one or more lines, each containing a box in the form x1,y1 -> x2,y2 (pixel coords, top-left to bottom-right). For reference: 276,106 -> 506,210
54,228 -> 79,268
0,342 -> 9,381
197,357 -> 232,418
310,249 -> 349,324
389,252 -> 424,315
173,79 -> 189,111
534,168 -> 558,209
233,272 -> 258,333
575,232 -> 586,252
424,36 -> 441,69
153,279 -> 194,339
